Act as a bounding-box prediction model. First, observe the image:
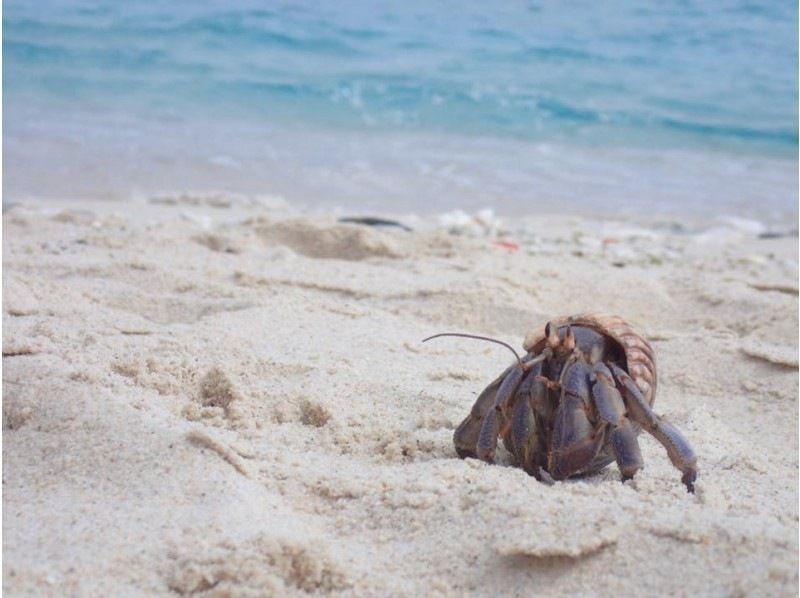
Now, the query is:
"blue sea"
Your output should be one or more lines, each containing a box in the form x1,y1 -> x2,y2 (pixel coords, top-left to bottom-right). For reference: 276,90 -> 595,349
4,1 -> 798,221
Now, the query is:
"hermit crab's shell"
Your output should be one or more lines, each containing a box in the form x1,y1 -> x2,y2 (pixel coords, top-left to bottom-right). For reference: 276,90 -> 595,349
522,314 -> 657,406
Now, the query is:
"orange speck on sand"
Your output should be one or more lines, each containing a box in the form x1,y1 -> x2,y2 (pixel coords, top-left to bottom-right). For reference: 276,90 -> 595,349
495,239 -> 520,252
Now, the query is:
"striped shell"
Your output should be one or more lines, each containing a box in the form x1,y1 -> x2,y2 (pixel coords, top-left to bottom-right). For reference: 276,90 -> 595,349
522,314 -> 657,406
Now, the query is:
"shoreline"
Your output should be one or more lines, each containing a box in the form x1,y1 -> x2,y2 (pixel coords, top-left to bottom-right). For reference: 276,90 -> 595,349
4,121 -> 798,224
3,195 -> 798,595
4,189 -> 799,235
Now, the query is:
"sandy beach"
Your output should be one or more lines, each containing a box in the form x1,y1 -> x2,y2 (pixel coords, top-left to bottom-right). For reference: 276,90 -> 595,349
3,195 -> 798,596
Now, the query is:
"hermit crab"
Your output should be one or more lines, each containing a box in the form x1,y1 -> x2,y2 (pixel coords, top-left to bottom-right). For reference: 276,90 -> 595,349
424,314 -> 698,492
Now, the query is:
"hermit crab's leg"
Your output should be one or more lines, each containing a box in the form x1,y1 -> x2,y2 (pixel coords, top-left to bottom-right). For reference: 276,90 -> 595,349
476,407 -> 502,462
475,364 -> 527,462
478,350 -> 553,463
453,365 -> 512,459
591,363 -> 643,482
508,361 -> 547,477
610,364 -> 698,492
548,361 -> 606,480
424,332 -> 527,461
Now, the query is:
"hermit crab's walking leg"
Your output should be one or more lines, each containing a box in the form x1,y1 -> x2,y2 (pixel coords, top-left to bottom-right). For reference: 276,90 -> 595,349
428,327 -> 554,465
453,365 -> 512,459
472,347 -> 556,463
426,332 -> 533,462
507,361 -> 546,478
475,364 -> 528,462
610,364 -> 698,492
548,362 -> 606,480
591,363 -> 643,482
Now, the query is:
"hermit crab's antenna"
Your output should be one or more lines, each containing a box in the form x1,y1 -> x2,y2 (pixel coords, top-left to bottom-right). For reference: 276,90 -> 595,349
422,333 -> 523,368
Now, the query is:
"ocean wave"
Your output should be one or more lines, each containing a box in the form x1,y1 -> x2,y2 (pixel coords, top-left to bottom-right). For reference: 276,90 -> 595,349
3,0 -> 797,155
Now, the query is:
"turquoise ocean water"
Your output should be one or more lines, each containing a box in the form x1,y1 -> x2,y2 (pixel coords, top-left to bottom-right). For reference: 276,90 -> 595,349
4,1 -> 798,221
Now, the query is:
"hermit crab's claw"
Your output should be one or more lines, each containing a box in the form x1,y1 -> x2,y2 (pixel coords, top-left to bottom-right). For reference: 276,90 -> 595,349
548,361 -> 604,479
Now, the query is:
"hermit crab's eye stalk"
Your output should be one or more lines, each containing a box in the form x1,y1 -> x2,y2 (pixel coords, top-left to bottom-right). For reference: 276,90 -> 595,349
563,325 -> 576,351
545,321 -> 560,349
422,333 -> 523,368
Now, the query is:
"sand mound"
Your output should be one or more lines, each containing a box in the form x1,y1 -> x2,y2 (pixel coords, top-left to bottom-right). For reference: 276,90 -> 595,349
251,218 -> 404,260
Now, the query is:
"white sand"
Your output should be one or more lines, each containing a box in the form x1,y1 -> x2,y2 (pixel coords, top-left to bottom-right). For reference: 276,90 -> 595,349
3,196 -> 798,596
